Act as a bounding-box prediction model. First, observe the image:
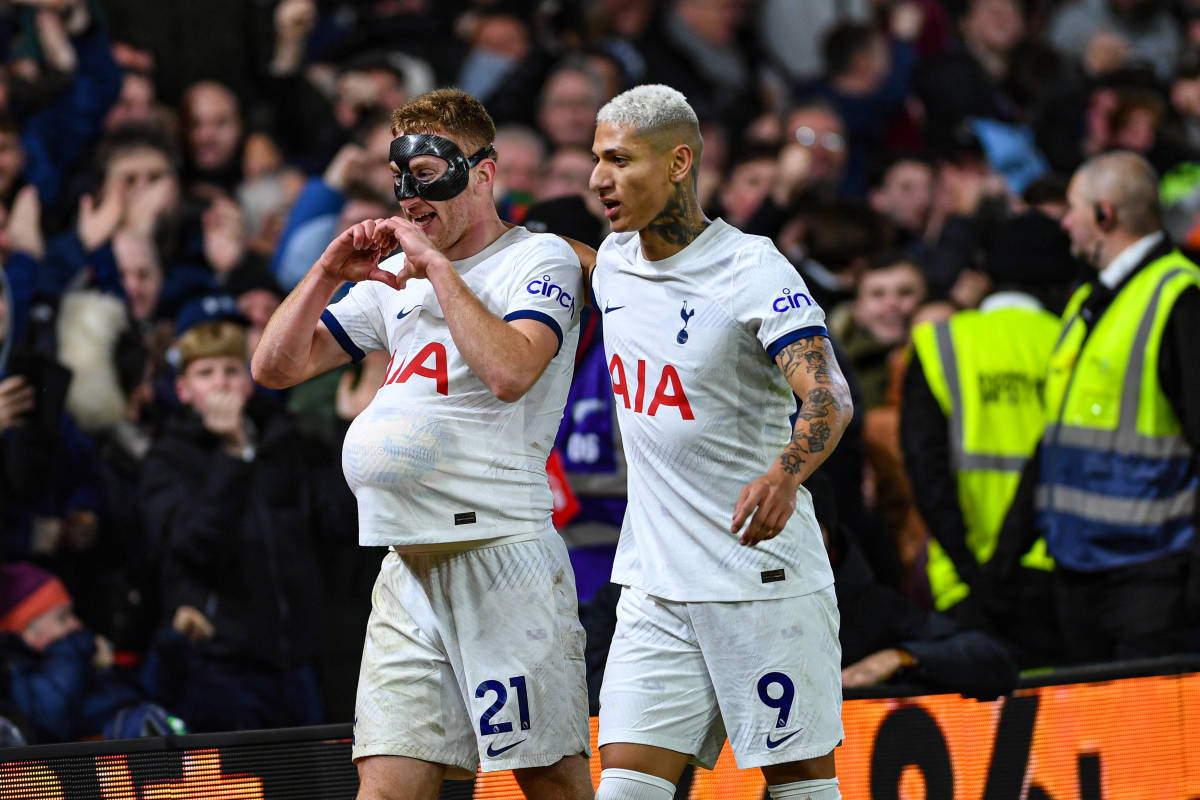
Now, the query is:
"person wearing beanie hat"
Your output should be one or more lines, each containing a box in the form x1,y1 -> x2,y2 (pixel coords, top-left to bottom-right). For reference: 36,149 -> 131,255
0,563 -> 77,649
0,562 -> 185,743
901,208 -> 1079,668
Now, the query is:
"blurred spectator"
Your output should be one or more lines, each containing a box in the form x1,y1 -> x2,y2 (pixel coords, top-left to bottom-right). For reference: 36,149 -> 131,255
493,124 -> 545,223
43,124 -> 184,301
923,134 -> 1012,300
710,146 -> 777,230
537,59 -> 608,149
180,81 -> 245,194
757,0 -> 871,85
991,152 -> 1200,663
225,265 -> 284,359
781,102 -> 848,204
638,0 -> 760,133
828,250 -> 927,409
103,70 -> 159,132
914,0 -> 1029,152
457,12 -> 530,106
868,154 -> 935,246
799,3 -> 923,196
903,211 -> 1080,666
1048,0 -> 1181,81
774,200 -> 892,311
0,562 -> 181,743
54,290 -> 159,653
139,307 -> 350,731
539,146 -> 598,203
270,115 -> 393,291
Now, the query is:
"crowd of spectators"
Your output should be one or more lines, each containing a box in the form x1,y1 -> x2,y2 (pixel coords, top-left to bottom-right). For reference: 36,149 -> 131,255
1,0 -> 1199,744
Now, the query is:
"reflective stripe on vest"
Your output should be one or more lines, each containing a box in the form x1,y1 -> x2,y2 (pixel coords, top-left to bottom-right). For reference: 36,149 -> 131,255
914,307 -> 1058,610
1038,255 -> 1200,571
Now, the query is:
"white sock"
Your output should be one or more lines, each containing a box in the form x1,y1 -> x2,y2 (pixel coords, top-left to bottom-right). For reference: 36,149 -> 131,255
767,777 -> 841,799
594,767 -> 676,800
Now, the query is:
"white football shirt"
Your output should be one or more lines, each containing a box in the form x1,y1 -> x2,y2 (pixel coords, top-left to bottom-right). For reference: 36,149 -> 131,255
592,219 -> 835,601
324,226 -> 581,547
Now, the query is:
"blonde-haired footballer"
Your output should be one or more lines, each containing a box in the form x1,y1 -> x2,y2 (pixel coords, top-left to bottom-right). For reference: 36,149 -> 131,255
585,84 -> 854,800
252,88 -> 592,800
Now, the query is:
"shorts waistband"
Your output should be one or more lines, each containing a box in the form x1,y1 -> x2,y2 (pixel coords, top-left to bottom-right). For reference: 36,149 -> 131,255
390,530 -> 542,555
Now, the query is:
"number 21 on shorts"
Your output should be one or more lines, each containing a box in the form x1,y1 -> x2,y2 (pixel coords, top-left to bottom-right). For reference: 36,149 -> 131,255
475,675 -> 531,735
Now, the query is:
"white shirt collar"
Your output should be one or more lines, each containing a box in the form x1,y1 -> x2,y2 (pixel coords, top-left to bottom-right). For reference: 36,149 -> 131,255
1098,232 -> 1164,289
979,291 -> 1044,313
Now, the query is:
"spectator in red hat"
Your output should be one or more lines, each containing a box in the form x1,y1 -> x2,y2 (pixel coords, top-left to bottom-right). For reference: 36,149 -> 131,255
0,562 -> 181,742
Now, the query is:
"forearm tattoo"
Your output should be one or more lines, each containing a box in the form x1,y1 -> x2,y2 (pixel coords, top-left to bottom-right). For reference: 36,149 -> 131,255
647,179 -> 708,248
775,337 -> 851,476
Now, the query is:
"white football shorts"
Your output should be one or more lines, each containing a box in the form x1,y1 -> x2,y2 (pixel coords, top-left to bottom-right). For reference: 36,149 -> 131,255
352,528 -> 591,774
598,584 -> 843,769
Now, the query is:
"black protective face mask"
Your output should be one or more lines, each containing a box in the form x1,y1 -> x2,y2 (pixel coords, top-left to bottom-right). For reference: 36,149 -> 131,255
389,134 -> 494,202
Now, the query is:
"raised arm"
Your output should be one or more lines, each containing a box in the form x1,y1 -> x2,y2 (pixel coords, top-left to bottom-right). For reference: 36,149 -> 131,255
731,335 -> 854,545
252,219 -> 400,389
386,218 -> 573,402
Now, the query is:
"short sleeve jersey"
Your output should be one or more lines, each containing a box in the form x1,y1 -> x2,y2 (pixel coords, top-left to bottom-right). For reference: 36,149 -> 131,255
591,219 -> 835,601
324,226 -> 582,546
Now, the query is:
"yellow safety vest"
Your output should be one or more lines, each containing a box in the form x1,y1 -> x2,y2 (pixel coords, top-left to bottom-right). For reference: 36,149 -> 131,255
1038,250 -> 1200,571
912,304 -> 1058,610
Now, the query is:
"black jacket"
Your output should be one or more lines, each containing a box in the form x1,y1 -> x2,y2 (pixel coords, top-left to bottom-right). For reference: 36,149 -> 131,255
832,525 -> 1019,700
140,398 -> 351,670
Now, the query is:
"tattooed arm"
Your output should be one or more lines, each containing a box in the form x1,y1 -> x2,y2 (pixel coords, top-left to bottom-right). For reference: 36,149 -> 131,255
731,336 -> 854,545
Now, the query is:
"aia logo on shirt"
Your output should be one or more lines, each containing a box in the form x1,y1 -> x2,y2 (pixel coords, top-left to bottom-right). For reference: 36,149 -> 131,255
608,354 -> 694,420
773,289 -> 813,313
381,342 -> 448,394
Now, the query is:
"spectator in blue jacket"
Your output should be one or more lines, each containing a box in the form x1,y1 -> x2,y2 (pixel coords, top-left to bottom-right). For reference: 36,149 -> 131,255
0,562 -> 180,743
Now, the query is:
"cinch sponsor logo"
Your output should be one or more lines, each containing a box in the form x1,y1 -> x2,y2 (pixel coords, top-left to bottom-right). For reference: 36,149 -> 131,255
527,275 -> 575,314
773,289 -> 813,313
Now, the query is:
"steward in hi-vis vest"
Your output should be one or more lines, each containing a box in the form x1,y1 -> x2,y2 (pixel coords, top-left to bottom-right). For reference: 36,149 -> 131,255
903,211 -> 1079,666
989,152 -> 1200,664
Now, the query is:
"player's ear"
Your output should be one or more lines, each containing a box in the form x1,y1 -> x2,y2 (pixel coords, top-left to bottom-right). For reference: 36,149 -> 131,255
667,143 -> 693,184
475,157 -> 496,186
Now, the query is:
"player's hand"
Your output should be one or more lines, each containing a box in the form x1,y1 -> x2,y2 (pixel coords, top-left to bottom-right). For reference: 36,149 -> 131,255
731,472 -> 797,546
316,218 -> 401,288
842,648 -> 909,688
382,217 -> 451,288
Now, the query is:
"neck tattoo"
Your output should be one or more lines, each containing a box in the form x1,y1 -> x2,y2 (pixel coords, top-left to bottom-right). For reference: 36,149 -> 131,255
647,180 -> 709,250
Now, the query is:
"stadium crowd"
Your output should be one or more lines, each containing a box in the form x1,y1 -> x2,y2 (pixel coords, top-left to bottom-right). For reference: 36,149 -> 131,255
0,0 -> 1198,745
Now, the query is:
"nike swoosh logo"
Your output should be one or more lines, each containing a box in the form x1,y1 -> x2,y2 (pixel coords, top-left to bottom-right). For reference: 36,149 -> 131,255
765,729 -> 801,749
603,303 -> 625,314
396,306 -> 419,319
485,739 -> 526,757
572,398 -> 606,423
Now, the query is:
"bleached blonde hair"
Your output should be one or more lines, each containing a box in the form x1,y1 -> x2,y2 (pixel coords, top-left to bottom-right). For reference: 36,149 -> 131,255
596,84 -> 702,158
